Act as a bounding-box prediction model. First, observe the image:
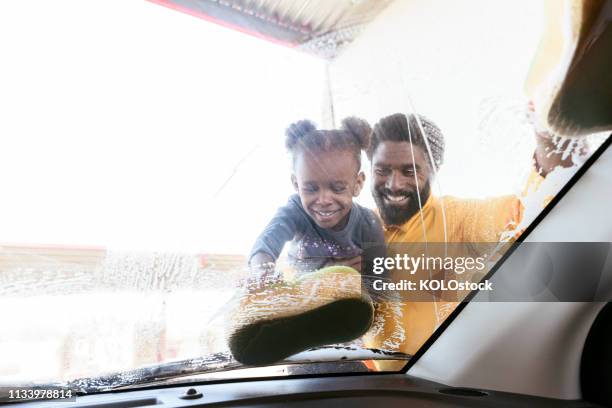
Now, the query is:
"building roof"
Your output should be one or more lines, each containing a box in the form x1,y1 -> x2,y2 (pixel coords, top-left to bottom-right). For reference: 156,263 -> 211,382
148,0 -> 394,58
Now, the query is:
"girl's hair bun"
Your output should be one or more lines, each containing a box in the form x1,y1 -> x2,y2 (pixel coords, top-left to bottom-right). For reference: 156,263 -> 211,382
341,117 -> 371,150
285,120 -> 317,150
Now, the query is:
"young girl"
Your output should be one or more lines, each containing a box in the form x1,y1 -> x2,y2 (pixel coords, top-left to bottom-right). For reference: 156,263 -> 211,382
249,117 -> 386,283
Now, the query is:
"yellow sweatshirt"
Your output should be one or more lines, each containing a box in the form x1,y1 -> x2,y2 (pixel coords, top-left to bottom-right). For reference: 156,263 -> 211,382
365,193 -> 523,361
364,167 -> 555,372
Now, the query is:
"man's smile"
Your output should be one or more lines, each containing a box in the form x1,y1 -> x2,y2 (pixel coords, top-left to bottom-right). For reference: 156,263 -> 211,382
383,193 -> 410,205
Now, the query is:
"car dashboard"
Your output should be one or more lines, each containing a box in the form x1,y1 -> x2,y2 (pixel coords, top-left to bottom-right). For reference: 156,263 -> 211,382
14,374 -> 602,408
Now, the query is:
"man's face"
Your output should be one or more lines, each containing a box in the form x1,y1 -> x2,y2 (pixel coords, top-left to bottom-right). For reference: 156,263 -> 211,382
371,141 -> 433,227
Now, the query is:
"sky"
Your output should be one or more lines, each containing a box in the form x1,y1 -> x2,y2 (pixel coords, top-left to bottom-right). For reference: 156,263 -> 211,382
0,0 -> 325,253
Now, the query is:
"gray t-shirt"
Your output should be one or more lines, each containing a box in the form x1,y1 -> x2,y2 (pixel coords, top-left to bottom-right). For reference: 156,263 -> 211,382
250,194 -> 386,276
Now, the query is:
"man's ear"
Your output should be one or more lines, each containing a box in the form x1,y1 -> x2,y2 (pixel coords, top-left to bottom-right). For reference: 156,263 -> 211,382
291,174 -> 299,191
353,171 -> 366,197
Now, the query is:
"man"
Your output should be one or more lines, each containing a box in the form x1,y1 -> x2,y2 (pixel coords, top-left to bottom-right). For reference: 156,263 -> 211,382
364,111 -> 586,357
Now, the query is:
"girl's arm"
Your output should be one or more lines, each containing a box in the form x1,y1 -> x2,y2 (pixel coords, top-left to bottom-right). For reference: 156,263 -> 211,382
248,197 -> 305,285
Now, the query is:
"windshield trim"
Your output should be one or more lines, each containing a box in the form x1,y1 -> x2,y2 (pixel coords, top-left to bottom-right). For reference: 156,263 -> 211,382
60,346 -> 411,394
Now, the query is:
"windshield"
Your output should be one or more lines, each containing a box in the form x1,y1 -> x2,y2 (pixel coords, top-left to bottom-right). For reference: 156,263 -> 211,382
1,0 -> 610,393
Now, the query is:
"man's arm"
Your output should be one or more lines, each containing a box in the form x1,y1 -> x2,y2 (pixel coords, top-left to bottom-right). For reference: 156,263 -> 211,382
460,103 -> 590,242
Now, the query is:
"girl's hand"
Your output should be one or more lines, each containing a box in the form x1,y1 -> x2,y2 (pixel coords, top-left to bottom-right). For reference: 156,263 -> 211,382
244,274 -> 282,292
245,254 -> 281,291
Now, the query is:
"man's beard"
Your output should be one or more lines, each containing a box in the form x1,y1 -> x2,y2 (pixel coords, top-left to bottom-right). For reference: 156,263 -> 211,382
373,182 -> 431,227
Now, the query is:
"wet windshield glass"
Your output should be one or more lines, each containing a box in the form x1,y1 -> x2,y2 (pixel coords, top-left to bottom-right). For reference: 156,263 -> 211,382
0,0 -> 609,392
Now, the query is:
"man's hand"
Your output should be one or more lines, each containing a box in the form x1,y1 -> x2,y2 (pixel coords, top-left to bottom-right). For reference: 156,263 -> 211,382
529,101 -> 588,177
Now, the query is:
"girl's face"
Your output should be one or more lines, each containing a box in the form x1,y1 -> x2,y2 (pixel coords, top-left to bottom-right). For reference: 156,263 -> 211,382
292,149 -> 365,230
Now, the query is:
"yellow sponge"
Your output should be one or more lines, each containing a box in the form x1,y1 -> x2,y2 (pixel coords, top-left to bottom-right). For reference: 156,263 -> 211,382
228,266 -> 374,366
